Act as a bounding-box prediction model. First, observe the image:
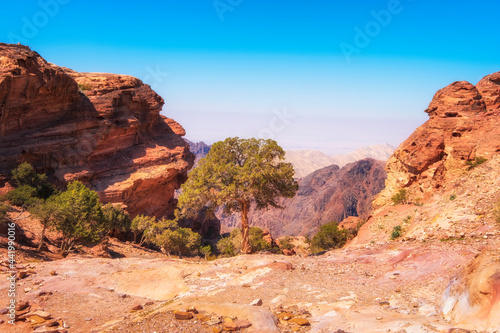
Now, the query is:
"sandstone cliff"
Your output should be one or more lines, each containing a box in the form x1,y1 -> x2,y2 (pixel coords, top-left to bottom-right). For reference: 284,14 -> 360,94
375,74 -> 500,207
218,158 -> 386,237
0,43 -> 194,217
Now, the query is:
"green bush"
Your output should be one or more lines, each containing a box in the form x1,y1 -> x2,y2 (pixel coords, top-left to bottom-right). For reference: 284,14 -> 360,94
310,222 -> 350,253
217,237 -> 236,256
200,244 -> 212,259
0,203 -> 9,231
156,227 -> 201,256
391,189 -> 408,205
450,194 -> 457,201
466,156 -> 487,170
78,83 -> 93,91
51,181 -> 105,252
6,185 -> 39,208
131,214 -> 157,245
279,236 -> 294,251
101,203 -> 132,237
5,163 -> 56,208
390,225 -> 403,240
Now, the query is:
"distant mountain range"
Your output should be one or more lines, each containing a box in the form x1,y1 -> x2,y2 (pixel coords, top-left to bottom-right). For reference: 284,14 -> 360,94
217,158 -> 387,237
186,141 -> 395,178
286,144 -> 395,178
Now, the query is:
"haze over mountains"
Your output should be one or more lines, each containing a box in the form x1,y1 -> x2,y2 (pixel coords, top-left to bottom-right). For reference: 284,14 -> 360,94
187,141 -> 395,179
285,144 -> 395,178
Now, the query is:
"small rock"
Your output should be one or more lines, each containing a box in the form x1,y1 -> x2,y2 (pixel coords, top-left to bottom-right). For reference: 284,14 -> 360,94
208,316 -> 222,325
250,298 -> 263,306
144,301 -> 154,306
187,306 -> 198,314
29,315 -> 47,325
223,321 -> 238,331
376,317 -> 383,320
212,328 -> 222,333
235,319 -> 252,329
33,311 -> 52,319
448,329 -> 472,333
196,314 -> 209,321
84,318 -> 92,321
292,317 -> 310,326
118,293 -> 128,299
174,310 -> 193,320
379,301 -> 390,306
130,304 -> 143,311
16,300 -> 30,311
18,271 -> 28,279
0,308 -> 8,314
24,287 -> 32,293
49,271 -> 57,276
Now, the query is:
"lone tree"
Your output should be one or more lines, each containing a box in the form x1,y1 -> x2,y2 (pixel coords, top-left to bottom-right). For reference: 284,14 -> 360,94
178,138 -> 298,254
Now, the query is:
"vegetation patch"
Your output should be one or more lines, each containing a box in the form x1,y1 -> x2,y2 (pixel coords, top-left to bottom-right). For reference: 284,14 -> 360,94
466,156 -> 487,170
390,225 -> 402,240
391,189 -> 408,205
78,83 -> 93,91
310,222 -> 351,253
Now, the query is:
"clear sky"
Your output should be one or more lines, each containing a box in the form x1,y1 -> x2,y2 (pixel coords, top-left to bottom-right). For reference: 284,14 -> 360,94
2,0 -> 500,154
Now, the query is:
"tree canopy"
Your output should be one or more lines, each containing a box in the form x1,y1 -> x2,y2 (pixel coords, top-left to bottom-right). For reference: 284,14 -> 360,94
178,138 -> 298,253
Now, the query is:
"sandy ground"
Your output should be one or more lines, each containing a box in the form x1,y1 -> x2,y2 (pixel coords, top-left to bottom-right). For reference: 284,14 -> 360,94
1,234 -> 497,333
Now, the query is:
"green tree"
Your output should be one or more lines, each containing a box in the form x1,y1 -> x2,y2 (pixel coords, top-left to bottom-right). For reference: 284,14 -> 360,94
131,214 -> 159,246
178,138 -> 298,254
29,199 -> 57,251
6,163 -> 55,208
51,181 -> 104,253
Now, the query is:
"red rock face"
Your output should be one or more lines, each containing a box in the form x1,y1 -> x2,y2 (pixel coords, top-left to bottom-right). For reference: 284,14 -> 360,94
0,43 -> 194,217
375,74 -> 500,206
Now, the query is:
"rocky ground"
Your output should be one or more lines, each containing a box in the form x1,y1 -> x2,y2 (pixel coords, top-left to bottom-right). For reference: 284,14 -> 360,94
1,232 -> 498,333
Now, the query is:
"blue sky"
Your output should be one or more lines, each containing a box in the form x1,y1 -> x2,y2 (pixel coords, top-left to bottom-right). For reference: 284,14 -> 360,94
2,0 -> 500,154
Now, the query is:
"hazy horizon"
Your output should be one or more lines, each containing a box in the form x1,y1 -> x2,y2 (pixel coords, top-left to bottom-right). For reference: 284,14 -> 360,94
2,1 -> 499,153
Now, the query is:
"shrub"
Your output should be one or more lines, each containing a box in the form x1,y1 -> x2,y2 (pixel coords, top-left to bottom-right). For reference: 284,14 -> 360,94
131,215 -> 157,245
248,227 -> 272,252
200,244 -> 212,259
156,227 -> 201,256
101,204 -> 131,237
5,163 -> 56,208
217,237 -> 236,256
279,236 -> 294,251
78,83 -> 93,91
310,222 -> 350,253
391,189 -> 408,205
450,194 -> 457,201
466,156 -> 487,170
0,203 -> 9,231
50,181 -> 104,252
390,225 -> 402,240
6,185 -> 39,208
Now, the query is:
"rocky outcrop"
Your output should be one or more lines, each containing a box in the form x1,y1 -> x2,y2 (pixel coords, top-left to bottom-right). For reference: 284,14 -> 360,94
0,43 -> 194,217
375,74 -> 500,207
218,159 -> 386,237
443,249 -> 500,330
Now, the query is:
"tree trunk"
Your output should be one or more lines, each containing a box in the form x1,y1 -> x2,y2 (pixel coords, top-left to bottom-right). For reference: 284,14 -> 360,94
37,224 -> 46,252
240,201 -> 251,254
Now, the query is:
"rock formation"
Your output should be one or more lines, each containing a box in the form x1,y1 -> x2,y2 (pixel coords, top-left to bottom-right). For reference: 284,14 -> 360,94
0,43 -> 194,217
218,159 -> 386,237
443,249 -> 500,330
375,74 -> 500,207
